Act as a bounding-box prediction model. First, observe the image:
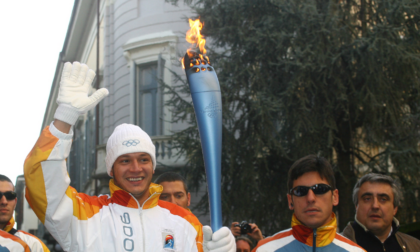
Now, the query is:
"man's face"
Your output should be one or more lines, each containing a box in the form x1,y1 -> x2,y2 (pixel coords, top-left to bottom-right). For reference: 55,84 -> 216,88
159,181 -> 191,209
236,240 -> 251,252
110,152 -> 154,205
287,171 -> 339,229
0,181 -> 16,230
356,181 -> 397,237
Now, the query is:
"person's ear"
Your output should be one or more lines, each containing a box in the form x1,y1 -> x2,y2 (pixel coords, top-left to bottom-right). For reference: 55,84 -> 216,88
110,167 -> 114,177
287,194 -> 294,210
332,189 -> 339,206
393,206 -> 398,216
187,192 -> 191,207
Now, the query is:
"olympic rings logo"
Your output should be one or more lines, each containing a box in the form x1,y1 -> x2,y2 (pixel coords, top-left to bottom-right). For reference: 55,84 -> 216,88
202,100 -> 221,118
122,139 -> 140,147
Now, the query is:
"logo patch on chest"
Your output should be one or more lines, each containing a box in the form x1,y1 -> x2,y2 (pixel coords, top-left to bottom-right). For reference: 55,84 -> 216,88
162,229 -> 175,251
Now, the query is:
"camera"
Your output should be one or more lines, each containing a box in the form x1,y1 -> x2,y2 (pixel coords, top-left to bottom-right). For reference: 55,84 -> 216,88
235,221 -> 252,235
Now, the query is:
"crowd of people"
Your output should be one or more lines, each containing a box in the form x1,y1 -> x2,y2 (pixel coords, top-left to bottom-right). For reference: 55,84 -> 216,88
226,155 -> 420,252
1,62 -> 420,251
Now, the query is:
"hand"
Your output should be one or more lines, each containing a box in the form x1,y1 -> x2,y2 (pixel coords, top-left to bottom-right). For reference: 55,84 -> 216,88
247,223 -> 264,241
230,222 -> 241,237
203,226 -> 235,252
54,62 -> 109,126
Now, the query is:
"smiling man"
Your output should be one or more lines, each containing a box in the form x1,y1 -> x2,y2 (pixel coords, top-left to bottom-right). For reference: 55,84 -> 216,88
24,62 -> 235,252
253,155 -> 365,252
342,173 -> 420,252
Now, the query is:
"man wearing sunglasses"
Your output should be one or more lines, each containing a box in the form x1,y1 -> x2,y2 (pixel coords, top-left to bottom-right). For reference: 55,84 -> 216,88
342,173 -> 420,252
252,155 -> 365,252
0,174 -> 50,252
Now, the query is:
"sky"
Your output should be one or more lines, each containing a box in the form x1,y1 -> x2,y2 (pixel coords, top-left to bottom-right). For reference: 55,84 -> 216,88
0,1 -> 75,185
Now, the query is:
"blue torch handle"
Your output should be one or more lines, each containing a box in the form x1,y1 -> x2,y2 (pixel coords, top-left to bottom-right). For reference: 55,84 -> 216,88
185,59 -> 222,231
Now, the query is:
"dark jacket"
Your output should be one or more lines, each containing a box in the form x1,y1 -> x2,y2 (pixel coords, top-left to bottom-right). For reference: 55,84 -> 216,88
342,217 -> 420,252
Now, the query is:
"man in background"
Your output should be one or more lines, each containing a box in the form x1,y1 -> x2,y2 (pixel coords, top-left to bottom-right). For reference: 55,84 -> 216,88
342,173 -> 420,251
0,174 -> 49,252
155,172 -> 192,210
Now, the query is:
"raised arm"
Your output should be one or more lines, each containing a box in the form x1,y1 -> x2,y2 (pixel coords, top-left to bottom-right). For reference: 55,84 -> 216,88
24,62 -> 108,249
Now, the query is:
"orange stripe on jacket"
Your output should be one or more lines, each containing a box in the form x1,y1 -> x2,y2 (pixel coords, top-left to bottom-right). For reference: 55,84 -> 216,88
3,216 -> 15,233
24,126 -> 58,223
65,187 -> 107,220
0,230 -> 31,252
291,213 -> 336,247
252,229 -> 293,252
158,200 -> 204,252
335,233 -> 365,250
18,230 -> 50,251
142,183 -> 162,209
67,179 -> 165,221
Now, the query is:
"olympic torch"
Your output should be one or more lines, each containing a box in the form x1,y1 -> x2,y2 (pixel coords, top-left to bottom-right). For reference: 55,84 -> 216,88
182,19 -> 222,231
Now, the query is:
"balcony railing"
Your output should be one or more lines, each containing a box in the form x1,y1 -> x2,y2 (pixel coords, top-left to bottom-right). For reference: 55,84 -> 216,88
152,135 -> 187,168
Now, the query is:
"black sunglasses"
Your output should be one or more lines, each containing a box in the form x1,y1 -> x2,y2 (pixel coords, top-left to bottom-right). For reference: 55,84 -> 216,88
289,184 -> 332,197
0,191 -> 17,200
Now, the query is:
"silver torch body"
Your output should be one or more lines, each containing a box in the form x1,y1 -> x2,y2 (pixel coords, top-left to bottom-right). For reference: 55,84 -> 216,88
184,53 -> 222,231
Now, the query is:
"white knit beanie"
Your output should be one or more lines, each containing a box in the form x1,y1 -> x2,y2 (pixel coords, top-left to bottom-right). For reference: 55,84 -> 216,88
106,123 -> 156,176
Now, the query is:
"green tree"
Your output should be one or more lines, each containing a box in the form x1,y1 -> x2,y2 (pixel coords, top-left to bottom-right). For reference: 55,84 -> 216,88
165,0 -> 420,232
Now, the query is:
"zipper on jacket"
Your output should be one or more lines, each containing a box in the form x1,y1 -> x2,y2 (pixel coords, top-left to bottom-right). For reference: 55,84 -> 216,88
140,209 -> 145,251
131,194 -> 145,251
313,229 -> 317,252
130,192 -> 159,251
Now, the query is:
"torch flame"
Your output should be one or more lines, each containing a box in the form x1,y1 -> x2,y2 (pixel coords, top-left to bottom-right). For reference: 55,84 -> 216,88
186,19 -> 206,54
182,18 -> 207,69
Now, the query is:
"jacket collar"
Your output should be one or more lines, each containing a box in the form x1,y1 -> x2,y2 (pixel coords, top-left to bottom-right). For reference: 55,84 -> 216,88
109,179 -> 162,209
3,217 -> 14,233
354,215 -> 400,235
291,213 -> 337,247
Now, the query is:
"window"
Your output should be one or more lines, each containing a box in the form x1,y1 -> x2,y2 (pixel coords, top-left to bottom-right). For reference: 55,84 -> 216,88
68,133 -> 81,191
67,110 -> 97,192
135,56 -> 164,136
122,31 -> 177,136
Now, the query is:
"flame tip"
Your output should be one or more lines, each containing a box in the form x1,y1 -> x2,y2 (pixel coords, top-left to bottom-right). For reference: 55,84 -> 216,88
185,18 -> 207,55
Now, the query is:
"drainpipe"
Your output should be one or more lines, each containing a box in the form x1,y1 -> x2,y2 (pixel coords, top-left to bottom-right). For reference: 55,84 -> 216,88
95,0 -> 100,194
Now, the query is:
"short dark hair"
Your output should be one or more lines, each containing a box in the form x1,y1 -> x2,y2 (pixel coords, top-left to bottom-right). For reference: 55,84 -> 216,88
352,173 -> 402,208
287,155 -> 336,192
0,174 -> 14,191
155,172 -> 188,194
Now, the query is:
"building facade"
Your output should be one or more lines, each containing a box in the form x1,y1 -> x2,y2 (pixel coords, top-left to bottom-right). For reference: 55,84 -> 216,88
36,0 -> 210,245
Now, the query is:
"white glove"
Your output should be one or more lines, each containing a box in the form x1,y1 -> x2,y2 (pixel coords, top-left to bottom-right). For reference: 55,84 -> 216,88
54,62 -> 109,125
203,226 -> 236,252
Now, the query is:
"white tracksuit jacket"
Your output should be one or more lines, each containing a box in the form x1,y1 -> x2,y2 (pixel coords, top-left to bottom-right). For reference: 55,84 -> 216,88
3,217 -> 50,252
24,124 -> 203,252
0,229 -> 31,252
